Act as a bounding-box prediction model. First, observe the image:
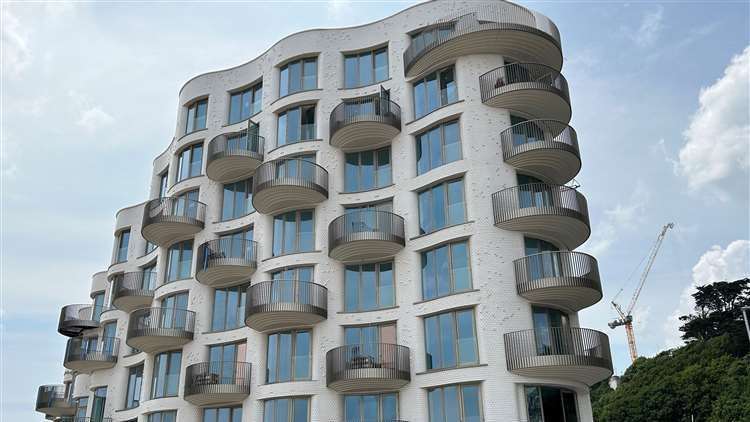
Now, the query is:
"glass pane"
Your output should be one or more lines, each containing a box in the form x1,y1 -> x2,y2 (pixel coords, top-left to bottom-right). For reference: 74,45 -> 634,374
298,211 -> 314,251
278,333 -> 292,382
542,386 -> 565,422
374,49 -> 388,82
226,288 -> 239,329
253,86 -> 262,114
426,73 -> 439,113
358,52 -> 373,86
417,132 -> 429,175
264,400 -> 274,422
267,335 -> 278,383
280,67 -> 289,97
456,310 -> 477,365
462,385 -> 481,422
432,183 -> 446,231
303,59 -> 317,90
345,153 -> 359,192
276,399 -> 290,422
376,147 -> 391,187
526,386 -> 543,422
277,113 -> 287,146
345,266 -> 359,312
421,249 -> 436,300
288,61 -> 301,93
344,395 -> 360,422
418,190 -> 431,235
222,184 -> 235,220
444,385 -> 460,422
241,90 -> 252,120
413,81 -> 425,118
443,121 -> 460,163
361,264 -> 377,311
186,106 -> 195,133
429,126 -> 442,170
360,150 -> 374,191
563,391 -> 579,422
273,215 -> 284,256
440,67 -> 457,105
293,398 -> 308,422
428,388 -> 444,422
378,262 -> 394,308
229,93 -> 242,124
382,393 -> 398,421
301,106 -> 315,140
446,179 -> 465,226
362,395 -> 378,422
451,242 -> 470,292
283,212 -> 296,253
439,313 -> 457,368
436,245 -> 450,297
195,101 -> 207,130
424,316 -> 440,369
345,55 -> 358,89
287,107 -> 301,143
294,331 -> 311,379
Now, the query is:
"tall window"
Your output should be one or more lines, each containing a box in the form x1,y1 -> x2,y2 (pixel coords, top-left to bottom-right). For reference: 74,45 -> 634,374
428,383 -> 482,422
141,263 -> 157,290
517,174 -> 554,208
416,120 -> 460,174
344,147 -> 391,192
344,262 -> 394,312
171,189 -> 200,218
204,407 -> 243,422
74,397 -> 88,420
92,292 -> 105,321
279,58 -> 317,97
176,143 -> 203,182
266,330 -> 311,383
91,386 -> 107,421
424,309 -> 478,370
166,240 -> 193,282
222,178 -> 254,220
229,83 -> 262,124
421,241 -> 470,300
532,306 -> 571,356
264,397 -> 310,422
418,178 -> 466,234
345,322 -> 396,348
344,47 -> 388,88
185,98 -> 208,133
124,365 -> 143,409
114,229 -> 130,263
158,171 -> 169,198
272,210 -> 314,256
525,385 -> 579,422
151,350 -> 182,398
148,411 -> 177,422
277,105 -> 316,146
344,393 -> 398,422
413,66 -> 457,118
208,342 -> 247,386
524,237 -> 561,281
161,293 -> 189,330
211,283 -> 248,331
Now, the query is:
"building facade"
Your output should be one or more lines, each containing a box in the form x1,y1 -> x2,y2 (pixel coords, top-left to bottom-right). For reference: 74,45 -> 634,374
36,1 -> 612,421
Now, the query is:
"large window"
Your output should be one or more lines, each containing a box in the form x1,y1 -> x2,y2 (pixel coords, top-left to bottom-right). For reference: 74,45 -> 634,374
141,263 -> 158,290
271,266 -> 313,282
204,407 -> 243,422
280,58 -> 317,97
211,283 -> 248,331
428,383 -> 482,422
158,172 -> 169,198
410,23 -> 455,54
424,309 -> 478,370
344,147 -> 391,192
344,393 -> 398,422
272,210 -> 314,256
418,178 -> 466,234
114,229 -> 130,263
532,306 -> 571,356
148,411 -> 177,422
229,83 -> 262,124
74,397 -> 88,420
91,386 -> 107,422
517,174 -> 554,208
266,330 -> 311,383
124,365 -> 143,409
277,105 -> 316,146
416,120 -> 460,174
413,66 -> 457,118
345,322 -> 396,347
421,240 -> 470,300
176,143 -> 203,182
525,385 -> 579,422
166,240 -> 193,282
208,342 -> 247,386
222,178 -> 254,220
92,292 -> 105,321
264,397 -> 310,422
344,47 -> 388,88
524,237 -> 562,280
185,98 -> 208,133
151,350 -> 182,398
344,262 -> 394,312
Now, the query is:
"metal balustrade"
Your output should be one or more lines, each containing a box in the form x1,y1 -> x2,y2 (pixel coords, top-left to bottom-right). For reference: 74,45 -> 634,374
141,197 -> 206,246
196,238 -> 258,287
326,343 -> 411,393
127,307 -> 196,353
58,304 -> 106,337
110,272 -> 156,312
63,336 -> 119,372
328,210 -> 405,262
184,361 -> 252,405
245,280 -> 328,332
329,96 -> 402,150
206,125 -> 265,182
252,158 -> 328,214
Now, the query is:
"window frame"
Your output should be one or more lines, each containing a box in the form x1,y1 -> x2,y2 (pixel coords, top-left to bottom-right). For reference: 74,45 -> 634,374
276,104 -> 316,147
211,283 -> 250,332
343,392 -> 399,422
423,308 -> 479,370
158,171 -> 169,198
150,350 -> 182,399
279,57 -> 318,97
427,382 -> 483,422
221,178 -> 254,221
272,209 -> 315,256
124,364 -> 143,410
417,177 -> 467,235
265,329 -> 312,384
344,146 -> 392,193
166,239 -> 194,282
114,229 -> 130,264
228,82 -> 263,124
176,143 -> 204,183
412,65 -> 458,119
344,261 -> 396,312
416,119 -> 462,175
147,410 -> 178,422
263,396 -> 311,422
421,240 -> 472,301
343,46 -> 389,89
185,98 -> 208,134
203,406 -> 243,422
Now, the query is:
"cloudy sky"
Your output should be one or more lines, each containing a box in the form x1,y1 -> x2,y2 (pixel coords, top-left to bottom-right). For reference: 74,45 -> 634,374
2,0 -> 748,420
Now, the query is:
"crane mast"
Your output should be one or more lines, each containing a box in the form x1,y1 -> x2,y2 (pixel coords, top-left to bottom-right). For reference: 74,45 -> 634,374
609,223 -> 674,363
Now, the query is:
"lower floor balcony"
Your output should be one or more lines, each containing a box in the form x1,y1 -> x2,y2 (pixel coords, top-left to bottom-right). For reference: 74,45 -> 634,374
36,385 -> 74,418
63,337 -> 119,373
252,158 -> 329,215
326,343 -> 411,393
184,361 -> 251,406
328,210 -> 406,263
110,272 -> 156,312
196,238 -> 258,288
58,304 -> 101,337
245,280 -> 328,332
126,307 -> 195,353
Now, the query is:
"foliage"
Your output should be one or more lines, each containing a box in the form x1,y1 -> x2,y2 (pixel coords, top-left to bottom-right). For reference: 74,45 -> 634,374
679,278 -> 750,346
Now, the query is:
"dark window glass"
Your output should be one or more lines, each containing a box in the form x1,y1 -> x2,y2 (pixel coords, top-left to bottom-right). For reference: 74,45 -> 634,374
125,365 -> 143,409
344,393 -> 398,422
221,178 -> 254,220
532,306 -> 571,356
344,262 -> 394,312
266,330 -> 311,383
344,147 -> 391,192
151,351 -> 182,398
418,178 -> 465,234
211,283 -> 249,331
428,383 -> 482,422
166,239 -> 193,282
229,83 -> 262,124
277,105 -> 316,146
424,309 -> 478,370
204,407 -> 243,422
517,174 -> 554,208
525,385 -> 579,422
272,210 -> 314,256
177,143 -> 203,182
264,397 -> 310,422
413,66 -> 457,118
343,47 -> 388,88
91,386 -> 107,422
421,240 -> 470,300
114,229 -> 130,263
92,293 -> 105,321
416,120 -> 460,175
186,99 -> 208,133
280,58 -> 317,97
159,172 -> 169,198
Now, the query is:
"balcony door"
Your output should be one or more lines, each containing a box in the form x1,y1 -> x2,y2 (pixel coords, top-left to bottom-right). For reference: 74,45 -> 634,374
161,292 -> 188,329
208,342 -> 246,384
344,323 -> 396,365
524,237 -> 562,280
532,307 -> 571,356
517,174 -> 553,208
90,386 -> 107,422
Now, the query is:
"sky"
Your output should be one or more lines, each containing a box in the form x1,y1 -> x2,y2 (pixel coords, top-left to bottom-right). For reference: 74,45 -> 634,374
1,0 -> 749,420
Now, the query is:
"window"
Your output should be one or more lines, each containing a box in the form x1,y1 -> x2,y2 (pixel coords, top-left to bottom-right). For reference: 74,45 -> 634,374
92,292 -> 105,322
277,105 -> 316,146
344,147 -> 391,192
221,178 -> 254,220
151,350 -> 182,398
517,174 -> 554,208
272,210 -> 314,256
344,393 -> 398,422
208,342 -> 247,386
211,283 -> 248,331
185,98 -> 208,133
124,365 -> 143,409
264,397 -> 310,422
413,66 -> 457,118
524,237 -> 562,281
266,330 -> 311,383
91,387 -> 107,421
279,58 -> 317,97
525,385 -> 579,422
176,143 -> 203,182
416,120 -> 460,174
344,47 -> 388,88
140,263 -> 157,290
217,228 -> 254,260
428,383 -> 482,422
145,241 -> 157,255
74,397 -> 88,420
158,172 -> 169,198
418,178 -> 466,234
421,241 -> 470,300
271,266 -> 313,282
171,189 -> 200,218
204,407 -> 243,422
345,322 -> 396,348
148,411 -> 177,422
410,23 -> 455,54
532,306 -> 571,356
166,240 -> 193,282
229,83 -> 262,124
114,229 -> 130,263
424,309 -> 478,370
344,262 -> 394,312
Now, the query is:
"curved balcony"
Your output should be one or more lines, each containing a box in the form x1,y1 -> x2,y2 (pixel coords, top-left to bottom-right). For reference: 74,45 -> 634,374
63,336 -> 119,373
403,4 -> 561,77
245,280 -> 327,332
206,128 -> 264,183
514,252 -> 602,312
110,272 -> 156,312
492,183 -> 590,249
252,159 -> 329,214
36,385 -> 74,417
126,307 -> 195,353
500,120 -> 581,184
479,63 -> 570,123
196,238 -> 258,288
326,343 -> 411,393
328,210 -> 405,262
184,361 -> 251,406
75,419 -> 113,422
58,304 -> 103,337
504,327 -> 613,385
141,197 -> 206,247
329,97 -> 401,150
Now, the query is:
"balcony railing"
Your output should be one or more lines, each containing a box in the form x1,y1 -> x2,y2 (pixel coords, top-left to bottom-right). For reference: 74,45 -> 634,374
36,385 -> 74,416
184,361 -> 252,405
329,96 -> 402,149
252,158 -> 329,214
206,126 -> 265,182
110,272 -> 157,311
326,343 -> 411,393
328,210 -> 405,262
127,307 -> 195,352
245,280 -> 328,332
141,196 -> 206,246
64,336 -> 119,372
480,62 -> 568,101
58,304 -> 106,337
196,238 -> 258,287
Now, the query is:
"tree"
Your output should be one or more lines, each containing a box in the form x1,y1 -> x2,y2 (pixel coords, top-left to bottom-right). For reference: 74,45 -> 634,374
679,278 -> 749,349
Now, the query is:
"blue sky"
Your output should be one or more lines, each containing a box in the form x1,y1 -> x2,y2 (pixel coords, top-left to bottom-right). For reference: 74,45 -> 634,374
2,1 -> 748,420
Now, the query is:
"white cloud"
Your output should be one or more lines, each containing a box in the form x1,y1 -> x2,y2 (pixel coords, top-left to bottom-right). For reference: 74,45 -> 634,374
1,7 -> 32,76
676,46 -> 750,192
583,181 -> 649,256
663,240 -> 750,348
626,5 -> 664,47
76,106 -> 115,132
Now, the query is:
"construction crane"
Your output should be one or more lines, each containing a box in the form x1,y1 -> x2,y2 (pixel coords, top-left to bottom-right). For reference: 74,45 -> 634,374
608,223 -> 674,363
